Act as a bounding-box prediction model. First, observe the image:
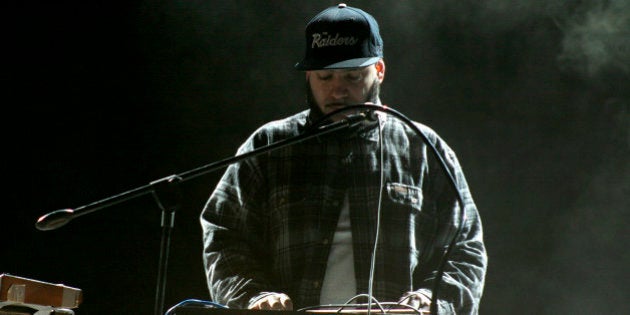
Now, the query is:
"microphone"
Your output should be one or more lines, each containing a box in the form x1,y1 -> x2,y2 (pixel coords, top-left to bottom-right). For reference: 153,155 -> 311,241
361,109 -> 379,122
36,208 -> 75,231
340,111 -> 375,126
315,110 -> 378,132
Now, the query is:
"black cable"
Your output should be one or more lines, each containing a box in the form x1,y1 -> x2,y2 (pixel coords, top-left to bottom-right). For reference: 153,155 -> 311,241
164,299 -> 227,315
310,104 -> 468,315
297,300 -> 424,315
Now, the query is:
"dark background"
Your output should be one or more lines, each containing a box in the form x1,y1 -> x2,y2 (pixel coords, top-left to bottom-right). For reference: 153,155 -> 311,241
3,1 -> 628,314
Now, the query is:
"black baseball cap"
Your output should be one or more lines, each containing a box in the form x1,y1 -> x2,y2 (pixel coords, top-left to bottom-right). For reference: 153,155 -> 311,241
295,3 -> 383,70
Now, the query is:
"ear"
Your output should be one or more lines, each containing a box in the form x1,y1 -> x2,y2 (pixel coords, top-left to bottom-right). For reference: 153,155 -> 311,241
305,71 -> 311,81
374,59 -> 385,82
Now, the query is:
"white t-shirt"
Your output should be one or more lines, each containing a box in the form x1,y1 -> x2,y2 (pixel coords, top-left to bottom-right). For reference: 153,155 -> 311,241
319,193 -> 356,304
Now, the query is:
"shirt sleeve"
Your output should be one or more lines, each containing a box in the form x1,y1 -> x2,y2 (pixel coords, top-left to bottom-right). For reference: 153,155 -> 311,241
199,135 -> 274,308
415,130 -> 488,314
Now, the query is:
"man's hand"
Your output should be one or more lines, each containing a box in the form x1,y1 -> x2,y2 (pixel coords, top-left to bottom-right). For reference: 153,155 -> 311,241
248,293 -> 293,310
398,291 -> 431,311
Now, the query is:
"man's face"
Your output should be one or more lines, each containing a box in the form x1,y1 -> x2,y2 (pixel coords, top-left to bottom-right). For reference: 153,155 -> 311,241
306,60 -> 385,120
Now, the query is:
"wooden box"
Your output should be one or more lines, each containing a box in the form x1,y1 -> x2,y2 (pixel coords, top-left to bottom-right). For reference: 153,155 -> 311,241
0,274 -> 82,309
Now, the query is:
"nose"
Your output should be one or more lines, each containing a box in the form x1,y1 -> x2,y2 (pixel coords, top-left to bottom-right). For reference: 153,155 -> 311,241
330,77 -> 348,101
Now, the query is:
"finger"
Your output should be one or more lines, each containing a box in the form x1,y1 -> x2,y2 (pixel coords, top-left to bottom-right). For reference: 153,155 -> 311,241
267,296 -> 284,310
256,301 -> 268,310
405,297 -> 420,309
400,296 -> 424,309
253,297 -> 274,310
280,295 -> 293,310
250,294 -> 292,311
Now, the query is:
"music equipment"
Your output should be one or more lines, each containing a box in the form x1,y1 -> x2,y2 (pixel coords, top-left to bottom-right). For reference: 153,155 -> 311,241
169,306 -> 429,315
0,274 -> 82,310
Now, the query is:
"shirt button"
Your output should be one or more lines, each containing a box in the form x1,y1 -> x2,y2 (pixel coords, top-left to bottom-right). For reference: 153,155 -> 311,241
322,238 -> 329,245
313,281 -> 320,288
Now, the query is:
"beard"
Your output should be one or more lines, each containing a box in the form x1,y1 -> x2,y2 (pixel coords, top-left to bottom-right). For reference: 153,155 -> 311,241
305,78 -> 381,123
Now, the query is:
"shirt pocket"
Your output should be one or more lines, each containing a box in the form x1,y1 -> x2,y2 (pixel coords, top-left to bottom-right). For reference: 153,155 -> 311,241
386,182 -> 423,212
382,182 -> 436,259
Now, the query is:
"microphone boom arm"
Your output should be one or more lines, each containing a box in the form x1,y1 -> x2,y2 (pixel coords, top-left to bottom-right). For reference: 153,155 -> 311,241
34,110 -> 373,315
35,111 -> 371,231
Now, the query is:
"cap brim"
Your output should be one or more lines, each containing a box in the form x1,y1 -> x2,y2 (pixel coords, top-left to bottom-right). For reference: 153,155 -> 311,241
295,57 -> 381,71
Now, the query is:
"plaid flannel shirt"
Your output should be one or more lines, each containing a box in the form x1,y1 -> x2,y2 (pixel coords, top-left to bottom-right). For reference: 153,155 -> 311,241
201,109 -> 487,314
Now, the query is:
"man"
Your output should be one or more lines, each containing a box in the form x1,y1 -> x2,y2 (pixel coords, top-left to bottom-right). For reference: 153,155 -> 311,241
201,4 -> 487,314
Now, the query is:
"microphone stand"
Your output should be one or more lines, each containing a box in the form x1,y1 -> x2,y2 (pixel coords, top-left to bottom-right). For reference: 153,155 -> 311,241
35,112 -> 370,315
